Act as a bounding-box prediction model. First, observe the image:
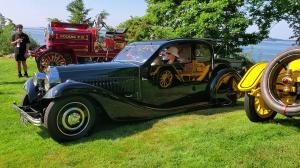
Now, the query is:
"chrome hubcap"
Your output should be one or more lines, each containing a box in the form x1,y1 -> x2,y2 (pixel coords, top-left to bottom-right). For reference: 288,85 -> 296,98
57,102 -> 90,136
62,107 -> 85,131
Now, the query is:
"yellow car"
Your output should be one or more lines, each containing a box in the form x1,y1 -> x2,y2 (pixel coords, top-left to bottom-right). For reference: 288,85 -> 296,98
238,47 -> 300,122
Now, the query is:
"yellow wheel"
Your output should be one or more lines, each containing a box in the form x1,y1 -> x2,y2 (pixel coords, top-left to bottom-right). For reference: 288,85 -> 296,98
245,93 -> 277,122
157,69 -> 174,88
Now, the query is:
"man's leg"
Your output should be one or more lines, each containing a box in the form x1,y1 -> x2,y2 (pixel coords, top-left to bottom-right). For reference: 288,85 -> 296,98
17,61 -> 22,77
21,61 -> 28,77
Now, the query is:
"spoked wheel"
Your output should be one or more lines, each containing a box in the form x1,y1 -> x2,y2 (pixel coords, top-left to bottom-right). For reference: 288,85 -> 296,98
245,92 -> 277,122
44,96 -> 96,142
212,69 -> 242,106
260,47 -> 300,116
157,69 -> 174,88
37,52 -> 70,72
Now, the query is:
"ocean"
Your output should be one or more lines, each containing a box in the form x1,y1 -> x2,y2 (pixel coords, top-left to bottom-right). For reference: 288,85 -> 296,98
24,27 -> 297,63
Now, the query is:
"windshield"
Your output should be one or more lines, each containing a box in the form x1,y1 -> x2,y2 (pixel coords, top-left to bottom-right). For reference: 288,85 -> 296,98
114,44 -> 160,64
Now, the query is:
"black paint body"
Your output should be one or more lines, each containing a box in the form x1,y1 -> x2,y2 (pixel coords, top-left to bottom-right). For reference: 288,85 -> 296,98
22,39 -> 241,121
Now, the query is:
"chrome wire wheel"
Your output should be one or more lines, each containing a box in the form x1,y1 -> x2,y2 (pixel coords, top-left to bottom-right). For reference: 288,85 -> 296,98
159,70 -> 173,88
57,102 -> 90,136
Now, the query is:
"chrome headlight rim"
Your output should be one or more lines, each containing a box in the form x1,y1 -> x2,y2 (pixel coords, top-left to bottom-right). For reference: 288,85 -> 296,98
33,72 -> 46,86
44,67 -> 61,91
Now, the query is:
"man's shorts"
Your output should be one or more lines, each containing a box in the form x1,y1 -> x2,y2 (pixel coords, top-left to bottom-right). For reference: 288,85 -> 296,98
15,53 -> 26,61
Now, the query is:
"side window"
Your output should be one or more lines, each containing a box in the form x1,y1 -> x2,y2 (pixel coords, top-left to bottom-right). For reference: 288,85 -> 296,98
177,44 -> 192,63
195,44 -> 212,63
150,44 -> 192,66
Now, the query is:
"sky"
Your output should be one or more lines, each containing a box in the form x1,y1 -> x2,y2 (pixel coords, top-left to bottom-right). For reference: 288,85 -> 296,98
0,0 -> 294,39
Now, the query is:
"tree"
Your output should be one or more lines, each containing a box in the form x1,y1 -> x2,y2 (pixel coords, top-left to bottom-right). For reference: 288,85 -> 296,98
247,0 -> 300,44
94,10 -> 109,28
66,0 -> 92,25
0,24 -> 14,55
0,13 -> 6,29
121,0 -> 270,55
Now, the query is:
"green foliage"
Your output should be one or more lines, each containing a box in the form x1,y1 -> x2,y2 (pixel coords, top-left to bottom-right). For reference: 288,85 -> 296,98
118,16 -> 155,42
247,0 -> 300,43
0,24 -> 14,55
66,0 -> 92,25
47,18 -> 62,22
119,0 -> 272,55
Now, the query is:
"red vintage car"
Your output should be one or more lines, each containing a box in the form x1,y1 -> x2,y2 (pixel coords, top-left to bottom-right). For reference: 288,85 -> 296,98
30,21 -> 127,72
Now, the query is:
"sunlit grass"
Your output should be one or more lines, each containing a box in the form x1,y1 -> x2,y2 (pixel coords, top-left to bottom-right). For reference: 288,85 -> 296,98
1,57 -> 300,167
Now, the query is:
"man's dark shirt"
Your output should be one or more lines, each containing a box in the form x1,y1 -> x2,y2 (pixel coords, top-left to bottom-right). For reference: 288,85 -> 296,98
11,32 -> 30,55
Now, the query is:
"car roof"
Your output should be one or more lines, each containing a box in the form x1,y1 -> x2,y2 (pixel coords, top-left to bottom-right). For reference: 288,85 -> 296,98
128,38 -> 219,46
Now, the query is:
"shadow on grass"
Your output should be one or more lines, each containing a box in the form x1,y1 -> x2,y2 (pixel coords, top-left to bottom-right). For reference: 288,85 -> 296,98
0,81 -> 26,85
58,101 -> 244,145
272,117 -> 300,130
0,91 -> 17,95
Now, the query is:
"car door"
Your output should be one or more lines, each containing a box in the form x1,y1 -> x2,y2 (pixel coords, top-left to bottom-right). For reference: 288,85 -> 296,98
139,41 -> 212,108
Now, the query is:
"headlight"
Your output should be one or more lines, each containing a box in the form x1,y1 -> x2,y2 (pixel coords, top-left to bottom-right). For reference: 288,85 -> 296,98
33,72 -> 46,86
45,67 -> 61,91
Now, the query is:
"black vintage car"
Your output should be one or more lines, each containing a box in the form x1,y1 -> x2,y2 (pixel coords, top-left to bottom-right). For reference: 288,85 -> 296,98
13,39 -> 242,142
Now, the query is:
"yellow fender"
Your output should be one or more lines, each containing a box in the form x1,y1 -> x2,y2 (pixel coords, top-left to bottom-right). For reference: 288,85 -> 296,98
238,63 -> 267,92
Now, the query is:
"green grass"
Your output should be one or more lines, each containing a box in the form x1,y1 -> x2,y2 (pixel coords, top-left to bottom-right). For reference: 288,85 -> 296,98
1,57 -> 300,167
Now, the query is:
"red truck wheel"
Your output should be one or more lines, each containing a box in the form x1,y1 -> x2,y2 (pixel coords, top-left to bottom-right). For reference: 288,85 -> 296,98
37,52 -> 70,72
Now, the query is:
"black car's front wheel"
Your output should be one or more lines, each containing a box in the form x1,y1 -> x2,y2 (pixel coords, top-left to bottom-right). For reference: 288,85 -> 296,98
44,96 -> 96,142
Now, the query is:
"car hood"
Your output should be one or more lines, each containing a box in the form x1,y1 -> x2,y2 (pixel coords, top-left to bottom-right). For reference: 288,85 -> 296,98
54,61 -> 140,82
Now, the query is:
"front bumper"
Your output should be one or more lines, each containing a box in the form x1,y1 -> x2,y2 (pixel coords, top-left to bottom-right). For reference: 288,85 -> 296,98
12,103 -> 42,126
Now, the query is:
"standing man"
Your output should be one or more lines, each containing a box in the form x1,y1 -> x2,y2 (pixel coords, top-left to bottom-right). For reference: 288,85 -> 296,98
11,24 -> 30,78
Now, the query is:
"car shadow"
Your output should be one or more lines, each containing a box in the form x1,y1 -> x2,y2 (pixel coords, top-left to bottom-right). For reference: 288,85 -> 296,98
61,101 -> 244,145
0,81 -> 26,85
0,91 -> 17,95
271,117 -> 300,130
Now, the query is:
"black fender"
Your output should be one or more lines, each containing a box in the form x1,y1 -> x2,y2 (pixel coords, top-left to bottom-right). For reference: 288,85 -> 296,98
210,62 -> 231,79
24,78 -> 39,103
207,68 -> 241,101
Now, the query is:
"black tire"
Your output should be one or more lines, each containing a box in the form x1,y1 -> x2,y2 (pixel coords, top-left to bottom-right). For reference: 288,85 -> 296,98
36,51 -> 71,72
210,69 -> 241,106
156,68 -> 174,89
44,96 -> 96,142
245,93 -> 277,122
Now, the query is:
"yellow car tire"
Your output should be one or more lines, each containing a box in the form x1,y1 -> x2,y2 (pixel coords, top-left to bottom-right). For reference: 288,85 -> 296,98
244,93 -> 277,122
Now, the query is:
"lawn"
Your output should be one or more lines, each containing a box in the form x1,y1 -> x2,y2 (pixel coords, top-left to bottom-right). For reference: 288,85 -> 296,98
1,57 -> 300,167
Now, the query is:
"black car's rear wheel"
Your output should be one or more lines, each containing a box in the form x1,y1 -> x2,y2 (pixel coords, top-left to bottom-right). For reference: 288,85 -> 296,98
212,69 -> 241,106
37,52 -> 71,72
44,96 -> 96,142
245,93 -> 277,122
